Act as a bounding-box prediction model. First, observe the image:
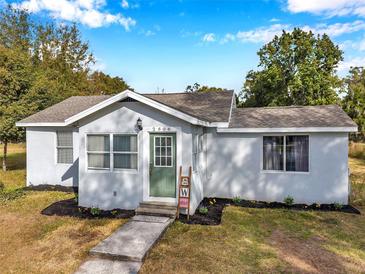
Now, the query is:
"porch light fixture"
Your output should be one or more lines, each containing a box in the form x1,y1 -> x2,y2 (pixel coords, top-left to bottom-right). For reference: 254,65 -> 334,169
137,117 -> 143,130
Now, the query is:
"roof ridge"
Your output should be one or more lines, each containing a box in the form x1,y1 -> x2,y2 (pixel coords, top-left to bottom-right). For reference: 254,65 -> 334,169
235,104 -> 338,110
142,90 -> 234,95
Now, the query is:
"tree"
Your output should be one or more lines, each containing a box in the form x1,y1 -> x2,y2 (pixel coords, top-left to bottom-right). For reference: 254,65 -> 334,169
342,67 -> 365,132
88,71 -> 131,95
0,6 -> 132,171
0,46 -> 34,171
185,82 -> 227,93
239,28 -> 343,107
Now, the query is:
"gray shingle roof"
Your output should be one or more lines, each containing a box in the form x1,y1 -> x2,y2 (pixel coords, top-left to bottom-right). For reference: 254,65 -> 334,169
19,95 -> 111,124
144,91 -> 233,123
18,91 -> 234,124
229,105 -> 357,128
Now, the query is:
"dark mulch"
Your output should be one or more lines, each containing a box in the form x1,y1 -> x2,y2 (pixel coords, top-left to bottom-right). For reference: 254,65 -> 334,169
41,198 -> 134,219
24,184 -> 78,193
178,198 -> 361,226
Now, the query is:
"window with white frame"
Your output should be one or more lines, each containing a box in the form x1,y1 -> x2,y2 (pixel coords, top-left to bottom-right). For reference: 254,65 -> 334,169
87,135 -> 110,169
263,135 -> 309,172
57,131 -> 73,164
113,135 -> 138,169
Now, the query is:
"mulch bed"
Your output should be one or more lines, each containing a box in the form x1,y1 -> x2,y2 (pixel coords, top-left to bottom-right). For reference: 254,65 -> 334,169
178,198 -> 361,226
24,184 -> 78,193
41,198 -> 135,219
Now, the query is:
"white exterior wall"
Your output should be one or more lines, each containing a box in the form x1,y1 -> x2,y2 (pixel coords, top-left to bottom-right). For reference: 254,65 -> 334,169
26,127 -> 79,187
204,129 -> 349,204
77,101 -> 201,212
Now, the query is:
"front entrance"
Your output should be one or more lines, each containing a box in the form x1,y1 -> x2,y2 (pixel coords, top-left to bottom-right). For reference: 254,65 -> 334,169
149,133 -> 176,198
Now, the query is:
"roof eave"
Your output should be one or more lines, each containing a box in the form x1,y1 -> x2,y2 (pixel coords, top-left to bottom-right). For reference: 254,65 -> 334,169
217,126 -> 358,133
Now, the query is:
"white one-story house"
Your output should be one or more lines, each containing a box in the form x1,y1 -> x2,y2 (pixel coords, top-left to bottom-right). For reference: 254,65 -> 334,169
17,90 -> 357,214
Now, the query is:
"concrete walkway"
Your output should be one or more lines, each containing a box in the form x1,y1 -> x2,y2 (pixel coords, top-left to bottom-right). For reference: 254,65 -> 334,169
75,215 -> 173,274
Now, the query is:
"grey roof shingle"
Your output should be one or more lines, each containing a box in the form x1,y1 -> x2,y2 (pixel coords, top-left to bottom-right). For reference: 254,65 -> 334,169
229,105 -> 357,128
19,95 -> 111,124
18,91 -> 234,124
144,91 -> 233,123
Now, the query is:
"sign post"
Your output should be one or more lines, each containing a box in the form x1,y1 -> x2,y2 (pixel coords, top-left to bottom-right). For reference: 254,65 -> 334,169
177,166 -> 192,220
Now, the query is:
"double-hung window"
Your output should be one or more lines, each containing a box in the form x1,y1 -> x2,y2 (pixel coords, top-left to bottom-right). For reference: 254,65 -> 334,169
113,135 -> 138,169
263,135 -> 309,172
57,131 -> 73,164
87,135 -> 110,169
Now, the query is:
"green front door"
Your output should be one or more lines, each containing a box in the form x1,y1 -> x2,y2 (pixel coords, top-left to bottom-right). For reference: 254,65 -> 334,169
149,133 -> 176,198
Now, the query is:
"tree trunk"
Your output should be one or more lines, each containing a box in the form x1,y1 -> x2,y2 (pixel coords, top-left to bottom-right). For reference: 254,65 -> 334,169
2,141 -> 7,172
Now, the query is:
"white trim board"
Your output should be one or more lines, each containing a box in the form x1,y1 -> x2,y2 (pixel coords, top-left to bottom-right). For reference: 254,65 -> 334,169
217,127 -> 358,133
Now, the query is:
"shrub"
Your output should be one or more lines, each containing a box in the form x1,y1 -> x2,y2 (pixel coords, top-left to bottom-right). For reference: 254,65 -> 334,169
111,210 -> 118,216
333,202 -> 343,210
198,206 -> 208,215
232,196 -> 242,205
90,207 -> 101,216
283,196 -> 294,206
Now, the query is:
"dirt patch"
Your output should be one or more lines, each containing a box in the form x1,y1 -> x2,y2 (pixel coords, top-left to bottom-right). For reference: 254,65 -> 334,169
178,198 -> 361,226
23,184 -> 77,193
178,198 -> 227,225
41,198 -> 134,219
268,230 -> 362,273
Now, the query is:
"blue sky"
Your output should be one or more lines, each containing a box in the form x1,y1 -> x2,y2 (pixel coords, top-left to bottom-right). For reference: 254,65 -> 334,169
4,0 -> 365,93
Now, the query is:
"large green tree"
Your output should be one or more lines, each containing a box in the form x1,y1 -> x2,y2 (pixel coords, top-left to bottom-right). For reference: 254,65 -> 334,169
0,45 -> 34,171
0,5 -> 132,171
240,28 -> 343,107
342,67 -> 365,132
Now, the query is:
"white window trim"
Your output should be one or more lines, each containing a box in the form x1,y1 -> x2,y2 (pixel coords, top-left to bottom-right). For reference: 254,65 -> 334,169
153,135 -> 173,168
56,131 -> 73,164
261,134 -> 310,174
85,133 -> 139,172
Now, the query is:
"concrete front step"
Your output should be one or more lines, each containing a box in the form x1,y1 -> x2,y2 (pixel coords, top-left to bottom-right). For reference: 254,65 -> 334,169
139,201 -> 177,211
135,206 -> 176,218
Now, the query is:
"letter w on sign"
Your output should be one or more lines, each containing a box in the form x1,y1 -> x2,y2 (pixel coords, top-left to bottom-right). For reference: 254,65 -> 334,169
180,187 -> 189,197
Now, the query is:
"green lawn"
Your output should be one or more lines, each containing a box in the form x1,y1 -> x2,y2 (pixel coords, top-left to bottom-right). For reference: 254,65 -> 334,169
1,143 -> 365,273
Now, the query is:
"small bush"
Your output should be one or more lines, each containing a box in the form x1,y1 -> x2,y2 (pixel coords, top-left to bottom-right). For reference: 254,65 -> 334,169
111,210 -> 118,216
333,202 -> 343,210
90,207 -> 101,216
232,196 -> 242,205
198,206 -> 208,215
283,196 -> 294,206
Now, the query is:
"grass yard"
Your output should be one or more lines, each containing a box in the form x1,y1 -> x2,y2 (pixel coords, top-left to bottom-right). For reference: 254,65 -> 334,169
0,143 -> 127,274
1,143 -> 365,273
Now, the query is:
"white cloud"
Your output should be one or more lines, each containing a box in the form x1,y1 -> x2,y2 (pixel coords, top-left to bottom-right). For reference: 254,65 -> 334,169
338,56 -> 365,71
202,33 -> 216,42
121,0 -> 128,9
220,33 -> 236,44
235,24 -> 289,43
287,0 -> 365,17
13,0 -> 136,30
270,18 -> 280,22
220,20 -> 365,45
303,20 -> 365,37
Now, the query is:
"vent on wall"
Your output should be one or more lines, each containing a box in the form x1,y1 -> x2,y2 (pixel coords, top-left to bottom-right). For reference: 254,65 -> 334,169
120,97 -> 138,102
